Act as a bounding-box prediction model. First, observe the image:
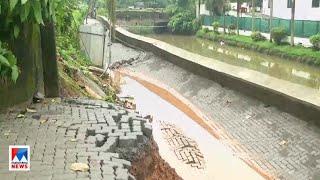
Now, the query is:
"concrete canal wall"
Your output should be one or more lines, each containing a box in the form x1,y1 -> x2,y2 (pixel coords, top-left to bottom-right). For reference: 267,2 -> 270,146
98,16 -> 320,125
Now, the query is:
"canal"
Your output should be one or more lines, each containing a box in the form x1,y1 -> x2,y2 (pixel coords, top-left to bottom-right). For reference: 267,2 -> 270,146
147,34 -> 320,90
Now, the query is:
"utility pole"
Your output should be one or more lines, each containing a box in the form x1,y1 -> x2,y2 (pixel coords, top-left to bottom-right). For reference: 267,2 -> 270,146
251,0 -> 255,32
290,0 -> 296,46
236,0 -> 240,35
269,0 -> 273,42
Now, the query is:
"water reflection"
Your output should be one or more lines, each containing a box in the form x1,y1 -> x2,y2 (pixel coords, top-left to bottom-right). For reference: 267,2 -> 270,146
147,34 -> 320,90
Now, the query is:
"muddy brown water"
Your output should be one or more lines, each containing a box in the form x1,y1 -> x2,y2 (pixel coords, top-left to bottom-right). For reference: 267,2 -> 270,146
119,72 -> 267,180
147,34 -> 320,90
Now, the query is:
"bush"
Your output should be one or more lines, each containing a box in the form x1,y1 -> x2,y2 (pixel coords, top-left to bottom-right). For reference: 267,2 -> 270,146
271,27 -> 287,45
168,11 -> 197,34
212,21 -> 220,33
192,18 -> 202,32
310,33 -> 320,50
251,31 -> 266,42
228,24 -> 236,35
202,27 -> 210,33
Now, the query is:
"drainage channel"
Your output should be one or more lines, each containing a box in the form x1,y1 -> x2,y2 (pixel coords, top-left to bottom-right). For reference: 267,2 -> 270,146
118,71 -> 266,180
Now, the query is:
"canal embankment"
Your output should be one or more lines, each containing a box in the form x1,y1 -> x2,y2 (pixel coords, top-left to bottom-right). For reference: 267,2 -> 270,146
98,16 -> 320,126
196,29 -> 320,67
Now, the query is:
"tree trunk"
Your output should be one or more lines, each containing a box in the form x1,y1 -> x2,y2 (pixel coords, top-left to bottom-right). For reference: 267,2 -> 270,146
236,0 -> 240,35
269,0 -> 273,42
290,0 -> 295,46
251,0 -> 255,32
198,0 -> 201,18
41,22 -> 60,97
108,0 -> 116,42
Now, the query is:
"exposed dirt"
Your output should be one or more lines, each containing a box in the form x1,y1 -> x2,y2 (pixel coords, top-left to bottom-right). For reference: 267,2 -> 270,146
130,138 -> 182,180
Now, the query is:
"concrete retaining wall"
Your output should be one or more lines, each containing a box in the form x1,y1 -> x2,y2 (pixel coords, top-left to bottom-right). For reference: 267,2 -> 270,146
98,16 -> 320,126
80,20 -> 106,67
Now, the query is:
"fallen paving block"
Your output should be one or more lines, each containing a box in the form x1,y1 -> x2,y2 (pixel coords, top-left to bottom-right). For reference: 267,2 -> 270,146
111,157 -> 131,169
127,132 -> 144,142
142,123 -> 152,137
100,137 -> 118,152
95,134 -> 106,147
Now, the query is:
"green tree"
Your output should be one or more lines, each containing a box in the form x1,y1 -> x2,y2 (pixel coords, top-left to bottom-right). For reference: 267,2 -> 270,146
205,0 -> 225,16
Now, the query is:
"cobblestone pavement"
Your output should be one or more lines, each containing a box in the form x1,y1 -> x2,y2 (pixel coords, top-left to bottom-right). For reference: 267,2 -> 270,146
126,52 -> 320,180
0,99 -> 152,180
159,121 -> 205,169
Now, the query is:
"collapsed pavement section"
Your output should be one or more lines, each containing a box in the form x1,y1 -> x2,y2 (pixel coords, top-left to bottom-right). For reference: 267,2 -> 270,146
0,98 -> 179,180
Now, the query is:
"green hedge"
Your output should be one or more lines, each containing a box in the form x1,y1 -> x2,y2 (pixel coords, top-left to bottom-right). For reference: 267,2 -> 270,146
196,29 -> 320,66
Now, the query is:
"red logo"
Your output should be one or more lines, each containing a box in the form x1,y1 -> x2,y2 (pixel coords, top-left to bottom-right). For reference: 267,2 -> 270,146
9,145 -> 30,171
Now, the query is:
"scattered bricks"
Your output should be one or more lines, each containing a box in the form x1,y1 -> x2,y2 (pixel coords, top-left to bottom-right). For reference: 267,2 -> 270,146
132,125 -> 142,132
119,135 -> 137,147
95,134 -> 106,147
100,137 -> 118,152
131,117 -> 147,124
121,123 -> 130,129
127,132 -> 144,142
111,157 -> 131,169
142,123 -> 152,137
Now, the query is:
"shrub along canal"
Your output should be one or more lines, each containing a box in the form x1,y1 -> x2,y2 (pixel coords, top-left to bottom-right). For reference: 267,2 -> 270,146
147,34 -> 320,90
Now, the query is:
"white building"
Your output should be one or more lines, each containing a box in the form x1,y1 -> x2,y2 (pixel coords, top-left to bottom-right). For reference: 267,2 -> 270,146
196,4 -> 210,17
262,0 -> 320,21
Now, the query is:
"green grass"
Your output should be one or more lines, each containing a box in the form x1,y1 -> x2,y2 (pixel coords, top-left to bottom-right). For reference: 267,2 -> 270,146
196,29 -> 320,66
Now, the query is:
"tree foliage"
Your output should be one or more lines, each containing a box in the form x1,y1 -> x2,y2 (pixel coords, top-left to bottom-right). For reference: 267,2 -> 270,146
205,0 -> 226,16
0,0 -> 55,83
168,11 -> 199,34
0,0 -> 55,39
0,41 -> 18,83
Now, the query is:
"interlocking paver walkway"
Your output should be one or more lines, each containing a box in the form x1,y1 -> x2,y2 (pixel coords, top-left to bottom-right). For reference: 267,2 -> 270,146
159,121 -> 205,169
0,98 -> 152,180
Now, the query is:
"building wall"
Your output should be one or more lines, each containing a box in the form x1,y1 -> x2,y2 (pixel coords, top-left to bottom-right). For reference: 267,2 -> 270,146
262,0 -> 320,21
196,3 -> 210,17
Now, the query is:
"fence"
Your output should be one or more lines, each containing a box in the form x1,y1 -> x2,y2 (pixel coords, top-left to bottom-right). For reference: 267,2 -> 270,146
202,15 -> 320,38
